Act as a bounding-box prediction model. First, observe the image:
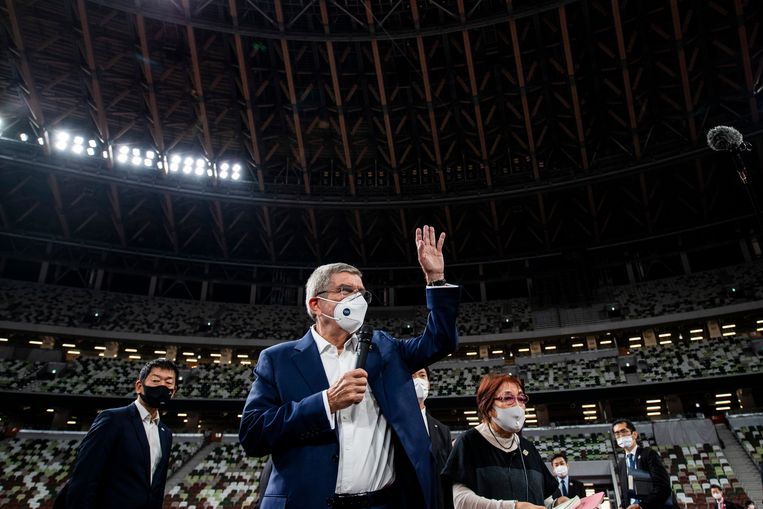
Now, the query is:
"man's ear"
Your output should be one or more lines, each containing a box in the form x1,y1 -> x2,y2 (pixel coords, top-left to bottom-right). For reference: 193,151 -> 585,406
308,297 -> 322,318
134,379 -> 143,395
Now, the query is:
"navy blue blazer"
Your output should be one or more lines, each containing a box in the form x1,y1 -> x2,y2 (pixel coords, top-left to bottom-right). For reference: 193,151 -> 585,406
239,286 -> 460,509
64,402 -> 172,509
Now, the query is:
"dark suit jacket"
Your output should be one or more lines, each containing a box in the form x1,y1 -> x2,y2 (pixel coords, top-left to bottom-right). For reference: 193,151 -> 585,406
426,412 -> 453,509
618,446 -> 673,509
552,478 -> 586,499
62,402 -> 172,509
239,286 -> 460,509
714,500 -> 744,509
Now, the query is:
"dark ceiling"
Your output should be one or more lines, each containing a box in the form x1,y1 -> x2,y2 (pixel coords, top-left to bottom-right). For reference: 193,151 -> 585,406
0,0 -> 762,295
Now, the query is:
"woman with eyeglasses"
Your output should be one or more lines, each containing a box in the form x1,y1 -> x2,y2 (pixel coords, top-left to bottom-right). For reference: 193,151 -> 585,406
442,374 -> 564,509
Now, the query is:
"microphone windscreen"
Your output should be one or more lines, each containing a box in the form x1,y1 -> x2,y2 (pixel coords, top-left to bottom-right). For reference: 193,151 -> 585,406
355,324 -> 373,370
707,125 -> 744,152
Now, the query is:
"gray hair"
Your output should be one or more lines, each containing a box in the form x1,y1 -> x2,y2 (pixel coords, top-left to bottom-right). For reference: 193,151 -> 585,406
305,263 -> 363,320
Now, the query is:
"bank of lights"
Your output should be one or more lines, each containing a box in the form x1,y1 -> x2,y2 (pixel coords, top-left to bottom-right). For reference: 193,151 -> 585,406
20,128 -> 244,181
50,131 -> 104,157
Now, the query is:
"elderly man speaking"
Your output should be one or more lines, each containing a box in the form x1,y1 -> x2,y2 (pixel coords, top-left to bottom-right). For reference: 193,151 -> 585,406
240,225 -> 460,509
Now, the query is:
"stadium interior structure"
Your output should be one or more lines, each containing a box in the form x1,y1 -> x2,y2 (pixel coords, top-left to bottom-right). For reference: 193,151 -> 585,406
1,0 -> 763,508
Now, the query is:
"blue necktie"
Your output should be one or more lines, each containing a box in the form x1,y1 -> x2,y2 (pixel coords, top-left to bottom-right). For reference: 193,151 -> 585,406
561,479 -> 568,497
628,453 -> 636,469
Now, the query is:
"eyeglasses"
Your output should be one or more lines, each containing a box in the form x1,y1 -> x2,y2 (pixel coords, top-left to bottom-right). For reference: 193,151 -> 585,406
494,392 -> 529,405
613,429 -> 633,437
316,285 -> 373,304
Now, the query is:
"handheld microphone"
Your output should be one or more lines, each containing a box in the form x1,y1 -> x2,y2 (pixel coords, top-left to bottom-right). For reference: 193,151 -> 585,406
354,324 -> 373,370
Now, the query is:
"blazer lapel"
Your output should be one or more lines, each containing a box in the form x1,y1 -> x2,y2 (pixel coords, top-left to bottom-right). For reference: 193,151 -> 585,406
291,331 -> 330,394
364,337 -> 387,408
129,404 -> 152,486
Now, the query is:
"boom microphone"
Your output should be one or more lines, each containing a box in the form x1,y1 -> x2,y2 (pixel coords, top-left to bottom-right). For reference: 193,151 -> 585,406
355,324 -> 373,370
706,125 -> 751,152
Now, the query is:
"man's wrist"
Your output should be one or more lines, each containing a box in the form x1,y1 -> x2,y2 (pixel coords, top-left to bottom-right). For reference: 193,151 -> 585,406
425,273 -> 445,284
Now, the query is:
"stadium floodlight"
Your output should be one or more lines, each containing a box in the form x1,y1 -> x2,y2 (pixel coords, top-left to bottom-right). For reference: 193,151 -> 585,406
38,137 -> 44,145
195,158 -> 206,168
86,147 -> 95,156
170,161 -> 180,172
146,150 -> 155,159
206,168 -> 213,177
71,144 -> 84,155
117,153 -> 129,163
143,158 -> 152,167
231,171 -> 241,181
74,136 -> 84,145
88,139 -> 97,148
102,150 -> 109,158
194,166 -> 204,176
219,169 -> 229,179
171,155 -> 181,164
131,155 -> 142,166
182,164 -> 192,175
220,162 -> 230,171
19,133 -> 29,142
131,148 -> 141,157
118,145 -> 129,155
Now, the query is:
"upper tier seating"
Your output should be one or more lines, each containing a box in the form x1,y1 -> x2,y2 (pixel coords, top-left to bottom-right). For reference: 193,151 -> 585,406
524,432 -> 614,461
522,355 -> 626,392
1,336 -> 759,398
2,260 -> 762,339
635,336 -> 762,383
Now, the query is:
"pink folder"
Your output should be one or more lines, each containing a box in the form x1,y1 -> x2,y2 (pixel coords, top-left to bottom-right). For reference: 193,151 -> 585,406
576,492 -> 606,509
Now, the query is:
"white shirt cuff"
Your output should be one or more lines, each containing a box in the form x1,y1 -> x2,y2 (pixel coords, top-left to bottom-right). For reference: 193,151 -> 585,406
322,389 -> 335,430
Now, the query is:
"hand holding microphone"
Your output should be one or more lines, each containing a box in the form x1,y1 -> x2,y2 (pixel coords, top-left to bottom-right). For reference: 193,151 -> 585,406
327,325 -> 373,413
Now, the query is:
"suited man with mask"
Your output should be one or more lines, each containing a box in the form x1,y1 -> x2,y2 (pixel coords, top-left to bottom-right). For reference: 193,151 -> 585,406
240,225 -> 460,509
612,419 -> 674,509
61,358 -> 178,509
413,367 -> 453,509
710,484 -> 743,509
550,453 -> 585,499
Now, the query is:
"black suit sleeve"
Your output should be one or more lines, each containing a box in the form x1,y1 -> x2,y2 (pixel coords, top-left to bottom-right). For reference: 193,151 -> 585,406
66,410 -> 118,509
640,448 -> 672,509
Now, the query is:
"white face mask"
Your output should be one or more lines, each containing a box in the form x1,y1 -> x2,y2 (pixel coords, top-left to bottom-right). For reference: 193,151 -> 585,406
554,465 -> 568,478
493,405 -> 525,433
318,293 -> 368,334
617,436 -> 634,449
712,493 -> 723,501
414,378 -> 429,401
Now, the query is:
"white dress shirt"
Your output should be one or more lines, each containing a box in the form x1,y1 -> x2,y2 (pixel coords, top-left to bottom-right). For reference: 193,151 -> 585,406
420,407 -> 430,436
313,326 -> 395,494
134,400 -> 162,483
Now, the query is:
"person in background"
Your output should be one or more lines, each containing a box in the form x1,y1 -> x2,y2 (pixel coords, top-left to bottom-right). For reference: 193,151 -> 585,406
413,367 -> 453,509
550,453 -> 585,499
612,419 -> 673,509
710,484 -> 743,509
239,225 -> 460,509
442,373 -> 567,509
61,358 -> 178,509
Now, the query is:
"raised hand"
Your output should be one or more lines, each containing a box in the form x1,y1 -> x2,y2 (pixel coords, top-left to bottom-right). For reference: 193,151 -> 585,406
415,225 -> 446,284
